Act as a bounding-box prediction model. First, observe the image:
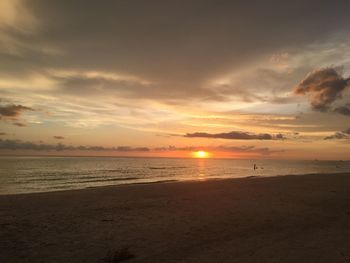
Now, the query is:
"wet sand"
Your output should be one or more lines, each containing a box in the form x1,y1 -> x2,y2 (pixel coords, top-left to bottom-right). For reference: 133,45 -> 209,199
1,173 -> 350,263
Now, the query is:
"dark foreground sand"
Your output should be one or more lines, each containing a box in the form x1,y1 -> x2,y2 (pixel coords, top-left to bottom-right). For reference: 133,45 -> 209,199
1,173 -> 350,263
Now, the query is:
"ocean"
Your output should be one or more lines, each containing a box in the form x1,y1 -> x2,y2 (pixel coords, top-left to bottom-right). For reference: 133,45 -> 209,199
0,156 -> 349,195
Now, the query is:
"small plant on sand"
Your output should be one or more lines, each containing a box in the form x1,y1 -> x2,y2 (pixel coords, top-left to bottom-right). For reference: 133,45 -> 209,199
99,247 -> 135,263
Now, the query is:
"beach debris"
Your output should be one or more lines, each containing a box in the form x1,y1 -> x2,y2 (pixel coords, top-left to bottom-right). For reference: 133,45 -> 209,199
102,218 -> 114,222
99,247 -> 135,263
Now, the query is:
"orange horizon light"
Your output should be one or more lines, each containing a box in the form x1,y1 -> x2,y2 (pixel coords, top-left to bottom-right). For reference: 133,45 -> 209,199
192,150 -> 210,158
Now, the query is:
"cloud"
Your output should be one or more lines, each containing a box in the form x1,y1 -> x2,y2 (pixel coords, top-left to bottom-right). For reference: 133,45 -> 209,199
324,128 -> 350,140
2,1 -> 350,103
214,145 -> 284,155
0,132 -> 6,136
1,0 -> 350,148
0,0 -> 38,32
0,139 -> 282,156
294,67 -> 350,112
343,128 -> 350,134
0,139 -> 68,151
324,132 -> 347,140
13,122 -> 26,127
155,145 -> 283,156
0,103 -> 33,118
75,146 -> 150,152
184,131 -> 285,140
53,135 -> 64,139
0,139 -> 150,152
0,101 -> 34,127
333,104 -> 350,116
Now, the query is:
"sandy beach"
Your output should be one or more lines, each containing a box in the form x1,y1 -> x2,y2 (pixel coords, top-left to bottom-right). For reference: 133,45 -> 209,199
1,173 -> 350,263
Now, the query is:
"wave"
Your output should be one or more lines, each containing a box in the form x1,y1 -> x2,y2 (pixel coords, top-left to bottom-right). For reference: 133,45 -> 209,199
66,177 -> 141,184
148,166 -> 188,170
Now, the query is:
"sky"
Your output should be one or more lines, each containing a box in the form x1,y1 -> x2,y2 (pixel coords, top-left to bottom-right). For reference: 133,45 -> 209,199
0,0 -> 350,159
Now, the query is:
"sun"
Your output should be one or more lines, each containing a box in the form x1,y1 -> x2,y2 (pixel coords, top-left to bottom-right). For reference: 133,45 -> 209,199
192,150 -> 210,158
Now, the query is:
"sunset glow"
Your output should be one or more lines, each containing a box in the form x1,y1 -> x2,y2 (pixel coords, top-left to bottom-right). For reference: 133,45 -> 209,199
193,151 -> 210,158
0,1 -> 349,160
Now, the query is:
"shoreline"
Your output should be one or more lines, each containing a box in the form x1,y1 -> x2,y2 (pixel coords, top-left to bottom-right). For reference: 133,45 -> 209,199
1,171 -> 350,197
1,172 -> 350,262
1,155 -> 350,162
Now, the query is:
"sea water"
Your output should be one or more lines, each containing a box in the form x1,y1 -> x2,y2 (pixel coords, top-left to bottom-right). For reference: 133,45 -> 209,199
0,156 -> 349,195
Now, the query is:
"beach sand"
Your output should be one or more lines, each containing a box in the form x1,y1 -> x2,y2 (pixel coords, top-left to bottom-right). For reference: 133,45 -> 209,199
1,173 -> 350,263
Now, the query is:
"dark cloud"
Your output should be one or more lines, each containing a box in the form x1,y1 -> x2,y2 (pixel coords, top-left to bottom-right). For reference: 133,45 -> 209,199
0,104 -> 33,119
215,145 -> 284,155
13,122 -> 27,127
324,132 -> 347,140
155,145 -> 283,156
0,139 -> 68,151
0,139 -> 150,152
324,128 -> 350,140
333,104 -> 350,116
0,102 -> 34,127
275,133 -> 285,139
75,146 -> 150,152
184,131 -> 285,140
0,139 -> 282,155
294,68 -> 350,112
53,136 -> 64,140
343,128 -> 350,134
